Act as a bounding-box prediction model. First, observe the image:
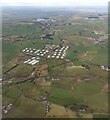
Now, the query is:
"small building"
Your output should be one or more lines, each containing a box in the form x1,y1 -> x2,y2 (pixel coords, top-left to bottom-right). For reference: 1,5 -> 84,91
47,55 -> 50,58
26,50 -> 29,52
44,52 -> 46,54
36,57 -> 40,60
31,60 -> 39,65
30,50 -> 33,53
28,60 -> 36,64
41,54 -> 44,56
24,61 -> 28,64
31,57 -> 35,59
23,49 -> 25,52
56,56 -> 59,59
52,56 -> 55,58
46,50 -> 49,53
55,49 -> 58,52
61,56 -> 64,59
101,66 -> 105,70
42,49 -> 45,52
37,53 -> 40,56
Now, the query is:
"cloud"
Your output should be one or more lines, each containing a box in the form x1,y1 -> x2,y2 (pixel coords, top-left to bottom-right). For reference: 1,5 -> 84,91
1,0 -> 109,6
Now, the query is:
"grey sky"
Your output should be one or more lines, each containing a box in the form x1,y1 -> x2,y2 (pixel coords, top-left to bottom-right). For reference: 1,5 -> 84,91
0,0 -> 109,6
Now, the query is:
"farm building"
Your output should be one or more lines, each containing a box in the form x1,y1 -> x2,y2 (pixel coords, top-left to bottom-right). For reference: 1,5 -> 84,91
22,45 -> 69,65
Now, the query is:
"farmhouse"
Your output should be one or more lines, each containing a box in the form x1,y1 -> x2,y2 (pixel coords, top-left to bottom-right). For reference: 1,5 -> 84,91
3,104 -> 12,114
101,66 -> 110,72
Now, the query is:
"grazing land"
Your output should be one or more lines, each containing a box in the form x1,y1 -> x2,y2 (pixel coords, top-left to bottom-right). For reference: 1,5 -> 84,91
2,6 -> 109,118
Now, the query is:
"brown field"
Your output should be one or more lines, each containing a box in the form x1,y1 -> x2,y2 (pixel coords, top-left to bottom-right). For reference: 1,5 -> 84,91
38,64 -> 48,71
40,70 -> 48,77
40,80 -> 51,87
46,104 -> 77,118
46,104 -> 93,118
101,84 -> 109,93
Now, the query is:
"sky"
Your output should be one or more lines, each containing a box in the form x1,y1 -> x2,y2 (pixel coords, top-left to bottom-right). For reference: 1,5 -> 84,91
0,0 -> 109,7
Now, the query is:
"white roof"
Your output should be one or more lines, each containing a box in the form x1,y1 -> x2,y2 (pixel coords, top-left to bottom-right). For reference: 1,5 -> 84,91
46,50 -> 49,53
101,66 -> 104,67
27,59 -> 31,62
26,50 -> 29,52
35,49 -> 40,53
52,56 -> 55,58
47,55 -> 50,58
41,54 -> 44,56
61,57 -> 64,59
32,57 -> 35,59
23,49 -> 25,52
28,60 -> 36,64
34,51 -> 37,53
24,61 -> 28,63
37,49 -> 40,52
66,46 -> 69,49
42,49 -> 45,52
31,60 -> 39,65
31,62 -> 35,65
36,57 -> 40,60
28,61 -> 32,64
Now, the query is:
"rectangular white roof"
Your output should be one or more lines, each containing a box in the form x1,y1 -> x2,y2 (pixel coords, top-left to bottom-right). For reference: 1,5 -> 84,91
32,57 -> 35,59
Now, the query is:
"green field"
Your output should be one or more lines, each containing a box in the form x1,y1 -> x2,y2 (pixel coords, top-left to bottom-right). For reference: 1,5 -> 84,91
2,7 -> 108,118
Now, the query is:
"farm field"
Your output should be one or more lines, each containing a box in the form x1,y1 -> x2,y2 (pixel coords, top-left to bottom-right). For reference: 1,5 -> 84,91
2,6 -> 109,118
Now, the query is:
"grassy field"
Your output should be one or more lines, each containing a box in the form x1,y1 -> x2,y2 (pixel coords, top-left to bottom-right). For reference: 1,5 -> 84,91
85,93 -> 108,113
49,64 -> 88,77
72,80 -> 105,99
2,7 -> 108,118
3,42 -> 19,64
4,96 -> 45,118
9,64 -> 34,78
47,79 -> 107,113
48,87 -> 83,106
46,103 -> 78,118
